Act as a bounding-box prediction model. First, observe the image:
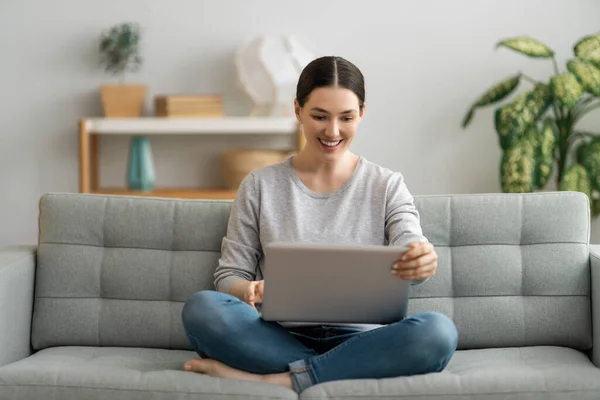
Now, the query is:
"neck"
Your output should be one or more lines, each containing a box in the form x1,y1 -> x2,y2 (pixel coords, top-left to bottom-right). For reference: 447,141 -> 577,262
293,149 -> 357,175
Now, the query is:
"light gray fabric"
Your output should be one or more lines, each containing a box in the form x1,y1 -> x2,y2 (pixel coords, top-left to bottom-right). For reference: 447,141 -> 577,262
590,245 -> 600,367
0,347 -> 296,400
300,346 -> 600,400
2,347 -> 597,400
0,247 -> 35,367
409,192 -> 592,350
32,191 -> 592,354
214,156 -> 428,295
32,193 -> 232,351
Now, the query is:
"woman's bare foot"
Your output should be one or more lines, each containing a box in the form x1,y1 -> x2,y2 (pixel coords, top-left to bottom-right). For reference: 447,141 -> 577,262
184,358 -> 293,389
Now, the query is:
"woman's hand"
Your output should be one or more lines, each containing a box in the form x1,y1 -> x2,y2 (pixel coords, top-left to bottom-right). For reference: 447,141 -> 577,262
392,242 -> 438,281
243,280 -> 264,309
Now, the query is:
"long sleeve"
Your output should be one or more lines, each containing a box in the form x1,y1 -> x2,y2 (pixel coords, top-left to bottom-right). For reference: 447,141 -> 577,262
385,172 -> 430,286
213,172 -> 262,294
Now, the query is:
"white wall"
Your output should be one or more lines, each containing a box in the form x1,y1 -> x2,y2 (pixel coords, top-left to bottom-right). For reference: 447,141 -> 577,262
1,0 -> 600,245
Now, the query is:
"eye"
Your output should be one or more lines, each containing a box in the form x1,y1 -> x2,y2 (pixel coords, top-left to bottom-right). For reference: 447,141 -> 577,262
312,115 -> 326,121
342,117 -> 354,122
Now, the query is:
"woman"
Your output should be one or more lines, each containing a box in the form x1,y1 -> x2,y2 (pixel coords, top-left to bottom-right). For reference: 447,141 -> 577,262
181,56 -> 458,393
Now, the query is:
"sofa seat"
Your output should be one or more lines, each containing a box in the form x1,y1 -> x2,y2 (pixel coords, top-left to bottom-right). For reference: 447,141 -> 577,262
1,346 -> 600,400
301,346 -> 600,400
0,347 -> 296,400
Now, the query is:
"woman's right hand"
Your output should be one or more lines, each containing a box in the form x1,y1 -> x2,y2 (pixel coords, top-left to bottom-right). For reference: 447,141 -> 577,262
243,280 -> 264,309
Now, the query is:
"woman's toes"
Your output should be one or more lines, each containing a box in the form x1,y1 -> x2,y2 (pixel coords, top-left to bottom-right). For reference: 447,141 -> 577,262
184,358 -> 211,373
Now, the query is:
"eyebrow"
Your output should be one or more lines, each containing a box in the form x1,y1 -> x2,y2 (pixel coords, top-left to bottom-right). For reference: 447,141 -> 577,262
310,107 -> 357,114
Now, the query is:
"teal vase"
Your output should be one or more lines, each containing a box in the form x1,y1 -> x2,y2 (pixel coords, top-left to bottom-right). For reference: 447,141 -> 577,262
127,136 -> 155,191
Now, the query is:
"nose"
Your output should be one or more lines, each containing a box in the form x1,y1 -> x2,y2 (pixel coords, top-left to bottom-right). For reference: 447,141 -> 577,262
325,120 -> 340,138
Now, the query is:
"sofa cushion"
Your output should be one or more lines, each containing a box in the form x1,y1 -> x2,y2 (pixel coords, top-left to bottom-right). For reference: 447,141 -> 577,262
32,192 -> 592,352
300,346 -> 600,400
409,192 -> 592,351
0,347 -> 296,400
33,194 -> 233,351
1,347 -> 598,400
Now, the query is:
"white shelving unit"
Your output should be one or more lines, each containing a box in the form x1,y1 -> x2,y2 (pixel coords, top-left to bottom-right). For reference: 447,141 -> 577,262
84,117 -> 299,135
79,117 -> 304,199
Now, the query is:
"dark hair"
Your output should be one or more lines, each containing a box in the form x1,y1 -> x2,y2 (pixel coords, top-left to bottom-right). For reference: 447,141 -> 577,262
296,56 -> 365,109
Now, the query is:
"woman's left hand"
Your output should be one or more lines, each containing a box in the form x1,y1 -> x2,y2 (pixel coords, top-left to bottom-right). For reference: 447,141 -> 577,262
392,242 -> 438,281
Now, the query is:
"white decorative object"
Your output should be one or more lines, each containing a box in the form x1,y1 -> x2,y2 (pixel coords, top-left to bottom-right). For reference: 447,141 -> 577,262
235,35 -> 315,117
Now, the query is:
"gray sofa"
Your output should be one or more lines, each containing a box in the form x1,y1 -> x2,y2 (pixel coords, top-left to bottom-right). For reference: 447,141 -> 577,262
1,191 -> 600,399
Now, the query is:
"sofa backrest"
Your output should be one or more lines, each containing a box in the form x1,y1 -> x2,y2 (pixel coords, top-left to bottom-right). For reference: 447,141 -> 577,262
32,191 -> 592,352
32,193 -> 231,350
408,191 -> 592,351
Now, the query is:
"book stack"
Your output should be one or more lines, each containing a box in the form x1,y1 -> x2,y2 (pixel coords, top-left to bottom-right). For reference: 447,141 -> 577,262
155,95 -> 224,118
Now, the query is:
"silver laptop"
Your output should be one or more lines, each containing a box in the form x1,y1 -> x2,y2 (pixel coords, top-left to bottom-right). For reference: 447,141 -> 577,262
260,242 -> 411,324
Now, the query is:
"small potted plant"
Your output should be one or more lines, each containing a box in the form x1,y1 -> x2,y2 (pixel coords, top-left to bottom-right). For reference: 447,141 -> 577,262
99,22 -> 146,117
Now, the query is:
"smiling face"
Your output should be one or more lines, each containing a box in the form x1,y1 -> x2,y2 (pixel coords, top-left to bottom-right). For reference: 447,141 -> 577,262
295,86 -> 365,162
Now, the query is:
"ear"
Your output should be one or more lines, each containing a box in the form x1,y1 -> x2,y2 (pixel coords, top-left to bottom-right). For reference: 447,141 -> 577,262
294,99 -> 302,123
359,102 -> 366,118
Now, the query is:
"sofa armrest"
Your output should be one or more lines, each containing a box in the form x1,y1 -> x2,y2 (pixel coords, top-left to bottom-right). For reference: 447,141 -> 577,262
0,246 -> 36,367
590,245 -> 600,367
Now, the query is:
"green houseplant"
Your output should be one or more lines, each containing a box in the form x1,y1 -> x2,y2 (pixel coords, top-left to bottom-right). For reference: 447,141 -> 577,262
463,32 -> 600,214
99,22 -> 146,118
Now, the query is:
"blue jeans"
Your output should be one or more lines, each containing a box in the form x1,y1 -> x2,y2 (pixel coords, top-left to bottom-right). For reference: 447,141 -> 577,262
181,290 -> 458,393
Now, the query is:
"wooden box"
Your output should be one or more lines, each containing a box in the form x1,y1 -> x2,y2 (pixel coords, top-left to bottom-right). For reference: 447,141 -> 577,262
155,95 -> 224,118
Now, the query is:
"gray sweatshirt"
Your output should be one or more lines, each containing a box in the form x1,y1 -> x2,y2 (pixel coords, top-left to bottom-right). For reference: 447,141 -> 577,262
214,156 -> 429,295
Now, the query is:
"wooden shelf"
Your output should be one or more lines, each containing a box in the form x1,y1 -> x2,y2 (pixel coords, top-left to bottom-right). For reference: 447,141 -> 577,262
93,188 -> 237,200
79,117 -> 305,198
84,117 -> 298,135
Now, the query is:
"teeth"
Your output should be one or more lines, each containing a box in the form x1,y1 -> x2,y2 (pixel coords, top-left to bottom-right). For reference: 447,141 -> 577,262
319,139 -> 342,147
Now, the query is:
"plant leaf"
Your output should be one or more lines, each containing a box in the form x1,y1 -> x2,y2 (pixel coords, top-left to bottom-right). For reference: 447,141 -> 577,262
99,36 -> 114,51
500,137 -> 536,193
475,74 -> 521,107
582,138 -> 600,191
567,59 -> 600,97
99,22 -> 142,76
461,108 -> 475,128
495,96 -> 526,150
523,126 -> 541,189
523,123 -> 551,190
494,84 -> 552,150
561,163 -> 592,202
533,119 -> 556,188
496,37 -> 554,58
576,141 -> 588,164
523,125 -> 539,147
551,72 -> 583,110
574,32 -> 600,68
462,74 -> 521,128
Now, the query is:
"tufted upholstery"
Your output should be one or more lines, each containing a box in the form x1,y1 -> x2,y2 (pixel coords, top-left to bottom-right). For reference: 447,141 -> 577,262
409,192 -> 592,350
31,191 -> 592,352
32,194 -> 231,350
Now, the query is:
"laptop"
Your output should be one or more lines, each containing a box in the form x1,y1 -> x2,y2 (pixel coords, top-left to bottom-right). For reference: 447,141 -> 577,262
260,242 -> 412,324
